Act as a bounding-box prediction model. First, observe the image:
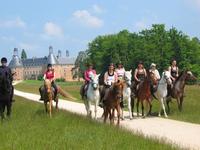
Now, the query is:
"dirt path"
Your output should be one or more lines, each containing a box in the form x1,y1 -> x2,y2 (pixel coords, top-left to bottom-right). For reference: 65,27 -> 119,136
14,89 -> 200,150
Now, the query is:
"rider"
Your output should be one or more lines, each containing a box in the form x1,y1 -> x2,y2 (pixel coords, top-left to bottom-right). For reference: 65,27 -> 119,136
115,61 -> 125,81
83,63 -> 96,97
39,64 -> 58,100
0,57 -> 14,102
99,63 -> 118,107
168,59 -> 179,82
149,63 -> 160,93
133,61 -> 147,96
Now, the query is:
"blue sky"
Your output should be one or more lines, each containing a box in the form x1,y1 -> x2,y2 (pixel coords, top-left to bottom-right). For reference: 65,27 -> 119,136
0,0 -> 200,61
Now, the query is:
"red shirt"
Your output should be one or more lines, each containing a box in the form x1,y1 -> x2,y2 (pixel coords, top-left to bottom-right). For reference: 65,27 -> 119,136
45,71 -> 54,79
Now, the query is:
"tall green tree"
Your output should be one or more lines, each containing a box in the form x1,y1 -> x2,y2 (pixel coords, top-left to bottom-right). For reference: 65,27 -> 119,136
21,49 -> 27,60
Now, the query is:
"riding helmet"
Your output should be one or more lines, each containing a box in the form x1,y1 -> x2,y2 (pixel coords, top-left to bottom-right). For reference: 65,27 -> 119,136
1,57 -> 7,63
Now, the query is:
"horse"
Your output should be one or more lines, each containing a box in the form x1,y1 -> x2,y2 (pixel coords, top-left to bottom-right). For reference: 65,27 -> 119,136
131,71 -> 157,118
121,70 -> 133,120
167,70 -> 196,112
0,72 -> 13,121
103,80 -> 124,125
80,74 -> 100,119
42,79 -> 70,117
154,71 -> 172,117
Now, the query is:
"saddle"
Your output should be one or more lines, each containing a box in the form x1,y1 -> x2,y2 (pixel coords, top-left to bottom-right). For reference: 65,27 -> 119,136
40,85 -> 57,101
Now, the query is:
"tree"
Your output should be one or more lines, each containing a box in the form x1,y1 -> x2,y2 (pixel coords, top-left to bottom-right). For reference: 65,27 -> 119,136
21,49 -> 27,60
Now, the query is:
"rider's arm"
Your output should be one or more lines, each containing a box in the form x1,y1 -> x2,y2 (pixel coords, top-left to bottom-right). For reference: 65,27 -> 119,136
114,72 -> 118,82
84,70 -> 90,82
156,70 -> 161,80
43,73 -> 46,80
104,72 -> 108,85
134,69 -> 139,82
144,69 -> 147,77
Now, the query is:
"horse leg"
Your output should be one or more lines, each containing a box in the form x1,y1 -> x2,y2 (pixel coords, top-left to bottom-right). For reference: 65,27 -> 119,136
179,96 -> 184,111
177,97 -> 181,112
136,99 -> 139,117
94,100 -> 98,120
160,98 -> 168,118
88,100 -> 92,118
166,97 -> 171,113
116,105 -> 121,126
109,109 -> 113,125
147,99 -> 152,116
141,101 -> 145,118
103,108 -> 108,123
131,96 -> 135,118
49,99 -> 52,117
0,102 -> 5,121
128,96 -> 133,120
121,106 -> 124,120
55,98 -> 58,110
44,102 -> 48,113
6,101 -> 12,118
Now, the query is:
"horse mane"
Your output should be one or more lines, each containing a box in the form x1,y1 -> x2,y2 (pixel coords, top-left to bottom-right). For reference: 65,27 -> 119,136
175,70 -> 187,83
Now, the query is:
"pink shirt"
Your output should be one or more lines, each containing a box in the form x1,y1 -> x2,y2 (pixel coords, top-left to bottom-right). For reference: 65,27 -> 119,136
84,69 -> 96,82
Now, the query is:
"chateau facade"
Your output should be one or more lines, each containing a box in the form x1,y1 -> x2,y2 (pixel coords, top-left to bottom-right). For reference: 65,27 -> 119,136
9,46 -> 76,81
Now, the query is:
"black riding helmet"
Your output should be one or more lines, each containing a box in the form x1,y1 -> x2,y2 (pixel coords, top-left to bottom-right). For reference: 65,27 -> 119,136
1,57 -> 7,63
47,64 -> 52,67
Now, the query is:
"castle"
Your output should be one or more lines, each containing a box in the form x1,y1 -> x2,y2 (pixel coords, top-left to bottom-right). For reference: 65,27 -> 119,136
9,46 -> 76,81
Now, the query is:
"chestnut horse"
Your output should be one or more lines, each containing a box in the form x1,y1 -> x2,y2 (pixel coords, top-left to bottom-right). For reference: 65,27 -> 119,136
103,80 -> 124,125
43,79 -> 69,117
132,71 -> 157,118
167,70 -> 196,112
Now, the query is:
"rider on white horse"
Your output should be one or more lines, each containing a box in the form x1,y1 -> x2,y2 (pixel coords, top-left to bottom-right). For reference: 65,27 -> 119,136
83,63 -> 96,97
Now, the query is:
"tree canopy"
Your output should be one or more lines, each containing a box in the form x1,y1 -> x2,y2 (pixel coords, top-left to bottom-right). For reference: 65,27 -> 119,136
80,24 -> 200,77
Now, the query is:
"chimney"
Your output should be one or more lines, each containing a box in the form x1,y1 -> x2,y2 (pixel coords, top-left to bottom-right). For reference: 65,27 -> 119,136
58,50 -> 62,58
14,48 -> 18,56
66,50 -> 69,57
49,46 -> 53,54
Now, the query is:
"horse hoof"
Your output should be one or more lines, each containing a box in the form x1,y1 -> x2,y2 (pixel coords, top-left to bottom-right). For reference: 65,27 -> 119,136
142,116 -> 146,119
164,115 -> 168,118
158,114 -> 161,117
121,117 -> 125,121
130,117 -> 133,120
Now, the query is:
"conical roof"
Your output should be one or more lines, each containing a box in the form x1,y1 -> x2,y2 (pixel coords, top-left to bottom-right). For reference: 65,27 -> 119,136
9,48 -> 23,68
47,46 -> 58,65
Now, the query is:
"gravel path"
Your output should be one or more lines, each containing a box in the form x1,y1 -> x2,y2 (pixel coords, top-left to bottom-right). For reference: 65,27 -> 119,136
14,88 -> 200,150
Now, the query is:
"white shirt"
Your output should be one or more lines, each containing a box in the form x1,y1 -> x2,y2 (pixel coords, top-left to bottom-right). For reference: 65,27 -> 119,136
149,69 -> 160,80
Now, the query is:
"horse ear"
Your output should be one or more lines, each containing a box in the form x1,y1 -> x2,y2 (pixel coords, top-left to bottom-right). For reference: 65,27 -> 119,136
117,80 -> 120,83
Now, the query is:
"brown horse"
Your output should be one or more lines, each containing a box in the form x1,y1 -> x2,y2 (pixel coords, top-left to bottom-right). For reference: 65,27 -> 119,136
132,71 -> 157,118
167,70 -> 196,112
43,79 -> 71,117
103,80 -> 124,125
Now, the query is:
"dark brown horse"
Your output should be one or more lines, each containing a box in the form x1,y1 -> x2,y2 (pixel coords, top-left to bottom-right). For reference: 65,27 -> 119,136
131,71 -> 157,118
103,80 -> 124,125
167,70 -> 196,112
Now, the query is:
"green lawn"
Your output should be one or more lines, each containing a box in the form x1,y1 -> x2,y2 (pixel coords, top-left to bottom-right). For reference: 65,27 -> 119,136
15,80 -> 200,124
0,96 -> 179,150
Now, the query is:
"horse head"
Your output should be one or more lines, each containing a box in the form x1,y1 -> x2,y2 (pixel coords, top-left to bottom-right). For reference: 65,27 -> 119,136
186,70 -> 197,81
113,80 -> 124,99
124,70 -> 132,87
90,74 -> 100,90
44,79 -> 52,93
162,71 -> 172,85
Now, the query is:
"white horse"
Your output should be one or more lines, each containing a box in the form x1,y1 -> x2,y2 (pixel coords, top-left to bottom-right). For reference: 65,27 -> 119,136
154,71 -> 172,118
121,70 -> 133,120
84,74 -> 100,119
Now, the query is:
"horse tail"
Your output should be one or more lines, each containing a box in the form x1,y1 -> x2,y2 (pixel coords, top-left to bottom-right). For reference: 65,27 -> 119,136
57,86 -> 77,100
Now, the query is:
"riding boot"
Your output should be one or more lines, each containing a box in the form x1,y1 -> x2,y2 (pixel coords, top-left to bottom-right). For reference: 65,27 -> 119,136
39,87 -> 43,101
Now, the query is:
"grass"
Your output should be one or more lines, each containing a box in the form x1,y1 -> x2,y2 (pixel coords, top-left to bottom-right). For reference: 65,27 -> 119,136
0,96 -> 179,150
15,80 -> 200,124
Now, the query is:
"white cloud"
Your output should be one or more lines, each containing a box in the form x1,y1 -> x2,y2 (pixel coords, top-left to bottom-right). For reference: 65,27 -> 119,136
92,4 -> 103,14
44,22 -> 63,37
0,17 -> 26,28
73,10 -> 104,28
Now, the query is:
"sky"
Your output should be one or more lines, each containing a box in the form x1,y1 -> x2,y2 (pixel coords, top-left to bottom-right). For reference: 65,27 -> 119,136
0,0 -> 200,62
